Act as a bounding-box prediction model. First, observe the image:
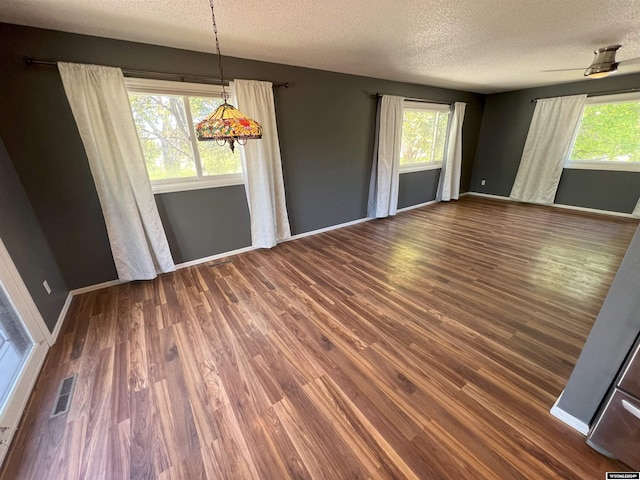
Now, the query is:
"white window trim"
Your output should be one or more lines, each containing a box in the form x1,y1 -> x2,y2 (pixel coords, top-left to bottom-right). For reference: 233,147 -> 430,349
403,101 -> 451,112
565,91 -> 640,172
399,100 -> 451,174
125,78 -> 228,97
126,78 -> 244,193
399,163 -> 442,174
586,92 -> 640,105
564,162 -> 640,172
151,173 -> 244,194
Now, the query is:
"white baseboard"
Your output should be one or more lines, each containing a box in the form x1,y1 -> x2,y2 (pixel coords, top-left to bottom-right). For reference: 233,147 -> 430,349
55,199 -> 446,335
175,245 -> 256,269
284,216 -> 374,242
549,202 -> 636,219
466,192 -> 514,202
285,199 -> 444,240
466,192 -> 636,218
396,199 -> 439,213
52,191 -> 632,341
550,391 -> 590,435
49,279 -> 126,340
70,278 -> 125,296
51,292 -> 73,342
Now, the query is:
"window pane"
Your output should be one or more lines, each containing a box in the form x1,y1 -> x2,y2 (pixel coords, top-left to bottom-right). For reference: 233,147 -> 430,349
433,112 -> 451,163
401,110 -> 436,165
129,94 -> 196,180
0,282 -> 33,410
570,101 -> 640,163
188,97 -> 242,176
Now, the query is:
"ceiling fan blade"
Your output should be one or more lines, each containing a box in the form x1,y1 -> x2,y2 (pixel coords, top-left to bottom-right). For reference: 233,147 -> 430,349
619,57 -> 640,67
541,68 -> 585,72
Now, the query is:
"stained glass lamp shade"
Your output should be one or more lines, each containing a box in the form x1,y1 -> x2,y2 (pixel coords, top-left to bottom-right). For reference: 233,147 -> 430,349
195,100 -> 263,152
195,0 -> 263,151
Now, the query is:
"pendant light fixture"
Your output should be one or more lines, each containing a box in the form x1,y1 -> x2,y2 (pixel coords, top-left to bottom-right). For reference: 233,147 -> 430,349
195,0 -> 263,152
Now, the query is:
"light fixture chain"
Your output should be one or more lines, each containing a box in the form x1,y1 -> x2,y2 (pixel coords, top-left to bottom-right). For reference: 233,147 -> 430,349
208,0 -> 227,98
195,0 -> 262,151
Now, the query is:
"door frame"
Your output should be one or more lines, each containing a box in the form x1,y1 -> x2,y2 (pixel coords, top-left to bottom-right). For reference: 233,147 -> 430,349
0,237 -> 51,464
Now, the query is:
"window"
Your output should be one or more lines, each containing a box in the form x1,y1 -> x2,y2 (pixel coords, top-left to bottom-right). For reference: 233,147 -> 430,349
566,93 -> 640,172
126,78 -> 243,193
399,101 -> 451,173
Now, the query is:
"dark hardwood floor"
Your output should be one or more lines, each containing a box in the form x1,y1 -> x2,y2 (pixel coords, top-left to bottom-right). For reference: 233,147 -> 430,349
2,196 -> 638,479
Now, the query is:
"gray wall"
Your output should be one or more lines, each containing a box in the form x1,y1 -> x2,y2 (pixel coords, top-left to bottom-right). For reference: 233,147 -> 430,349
155,186 -> 251,264
556,170 -> 640,213
0,23 -> 485,289
558,225 -> 640,425
0,137 -> 69,332
397,169 -> 441,209
471,72 -> 640,213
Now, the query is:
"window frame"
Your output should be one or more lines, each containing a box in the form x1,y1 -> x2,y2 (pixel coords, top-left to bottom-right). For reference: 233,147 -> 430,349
565,92 -> 640,172
399,101 -> 452,174
125,78 -> 244,194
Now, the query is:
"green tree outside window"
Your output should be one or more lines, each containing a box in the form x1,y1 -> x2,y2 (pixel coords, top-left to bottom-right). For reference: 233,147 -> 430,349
570,101 -> 640,163
129,93 -> 242,182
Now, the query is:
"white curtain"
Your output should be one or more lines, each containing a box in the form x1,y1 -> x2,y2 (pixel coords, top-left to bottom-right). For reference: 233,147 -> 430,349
367,95 -> 404,218
437,102 -> 467,201
232,80 -> 291,248
510,95 -> 587,204
58,62 -> 175,281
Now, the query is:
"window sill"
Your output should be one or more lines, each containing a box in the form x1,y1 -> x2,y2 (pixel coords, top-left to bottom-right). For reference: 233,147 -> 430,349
399,164 -> 442,174
151,174 -> 244,194
564,162 -> 640,173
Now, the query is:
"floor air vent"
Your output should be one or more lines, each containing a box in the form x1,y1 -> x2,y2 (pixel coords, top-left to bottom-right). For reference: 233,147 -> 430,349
50,375 -> 77,418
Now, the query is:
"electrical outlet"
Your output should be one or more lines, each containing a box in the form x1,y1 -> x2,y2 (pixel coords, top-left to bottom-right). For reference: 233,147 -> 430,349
43,280 -> 51,295
481,179 -> 486,186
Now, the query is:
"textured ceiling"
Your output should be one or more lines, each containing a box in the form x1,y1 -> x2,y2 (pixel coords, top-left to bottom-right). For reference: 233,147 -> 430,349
2,0 -> 640,93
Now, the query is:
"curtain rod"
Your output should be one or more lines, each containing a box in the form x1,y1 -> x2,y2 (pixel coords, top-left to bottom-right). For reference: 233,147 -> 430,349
531,87 -> 640,103
23,56 -> 289,88
375,93 -> 452,106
